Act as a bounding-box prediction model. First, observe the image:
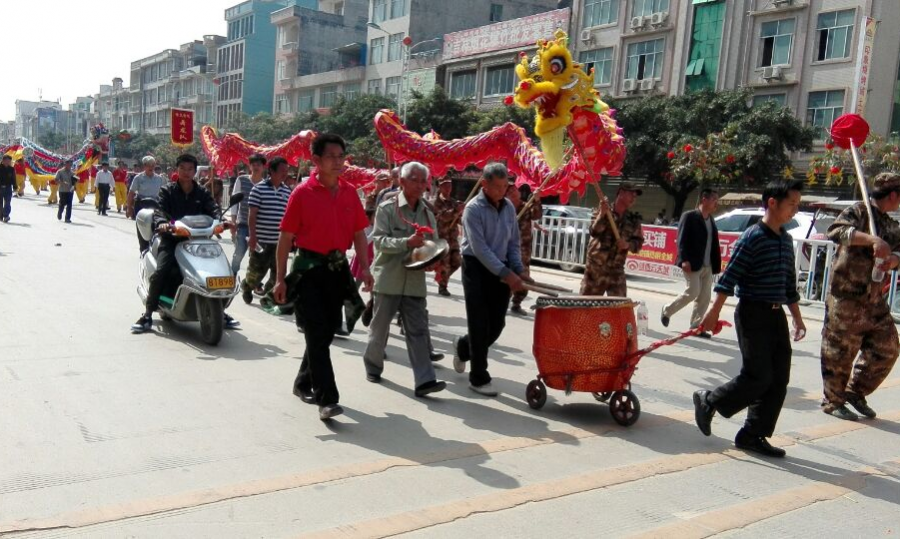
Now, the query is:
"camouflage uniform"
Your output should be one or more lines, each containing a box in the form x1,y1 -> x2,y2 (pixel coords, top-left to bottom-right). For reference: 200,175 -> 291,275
433,193 -> 464,291
821,201 -> 900,412
512,199 -> 542,307
580,208 -> 643,297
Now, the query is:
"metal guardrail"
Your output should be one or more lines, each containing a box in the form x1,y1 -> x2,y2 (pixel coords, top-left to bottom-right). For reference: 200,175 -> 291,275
531,215 -> 900,315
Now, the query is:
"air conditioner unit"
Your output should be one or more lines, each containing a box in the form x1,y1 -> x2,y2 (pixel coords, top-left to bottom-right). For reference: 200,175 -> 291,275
622,79 -> 637,92
650,11 -> 669,25
772,0 -> 793,7
640,78 -> 656,91
579,29 -> 594,44
762,66 -> 784,80
630,16 -> 645,30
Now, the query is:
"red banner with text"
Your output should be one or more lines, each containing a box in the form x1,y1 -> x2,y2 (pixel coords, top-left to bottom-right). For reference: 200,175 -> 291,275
171,109 -> 194,146
625,225 -> 741,280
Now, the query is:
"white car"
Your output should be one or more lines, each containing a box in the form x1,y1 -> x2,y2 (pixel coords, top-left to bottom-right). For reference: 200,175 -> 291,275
714,208 -> 827,241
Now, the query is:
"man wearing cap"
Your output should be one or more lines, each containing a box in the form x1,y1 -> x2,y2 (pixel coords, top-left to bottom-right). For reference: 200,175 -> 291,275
819,172 -> 900,421
580,183 -> 644,297
433,176 -> 464,296
0,155 -> 16,222
94,162 -> 114,216
365,172 -> 391,214
55,160 -> 77,223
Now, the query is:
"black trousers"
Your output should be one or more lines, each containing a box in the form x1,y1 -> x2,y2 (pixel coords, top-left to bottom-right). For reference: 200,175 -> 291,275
145,240 -> 180,314
57,192 -> 74,221
134,200 -> 156,253
459,255 -> 511,387
708,300 -> 792,438
97,184 -> 110,214
293,265 -> 345,406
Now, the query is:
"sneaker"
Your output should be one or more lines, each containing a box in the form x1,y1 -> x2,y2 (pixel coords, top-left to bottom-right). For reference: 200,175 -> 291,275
661,312 -> 670,327
224,314 -> 240,329
131,314 -> 152,333
692,390 -> 715,436
438,286 -> 451,297
429,351 -> 445,362
452,337 -> 467,374
510,304 -> 527,315
734,429 -> 786,458
469,383 -> 498,397
292,385 -> 316,404
334,328 -> 351,339
319,404 -> 344,421
415,380 -> 447,397
241,288 -> 253,304
253,286 -> 265,297
847,396 -> 876,419
827,404 -> 859,421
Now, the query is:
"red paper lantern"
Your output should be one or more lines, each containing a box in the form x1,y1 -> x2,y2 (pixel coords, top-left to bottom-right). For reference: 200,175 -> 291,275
402,36 -> 413,46
830,114 -> 870,149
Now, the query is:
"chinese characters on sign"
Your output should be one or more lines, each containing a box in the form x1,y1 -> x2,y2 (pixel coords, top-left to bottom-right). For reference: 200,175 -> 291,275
442,8 -> 570,61
852,17 -> 876,115
625,225 -> 740,280
171,109 -> 194,146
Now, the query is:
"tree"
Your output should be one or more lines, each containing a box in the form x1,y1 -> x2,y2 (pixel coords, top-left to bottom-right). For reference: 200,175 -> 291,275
608,89 -> 816,216
38,131 -> 67,153
404,87 -> 480,140
319,94 -> 396,141
469,102 -> 537,141
114,132 -> 162,160
807,134 -> 900,186
224,111 -> 321,144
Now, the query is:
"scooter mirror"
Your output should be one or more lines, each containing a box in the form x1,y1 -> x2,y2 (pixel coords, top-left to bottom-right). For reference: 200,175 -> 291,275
229,193 -> 245,207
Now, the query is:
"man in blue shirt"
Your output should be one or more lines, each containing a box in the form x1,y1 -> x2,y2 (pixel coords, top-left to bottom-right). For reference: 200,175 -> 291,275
692,180 -> 807,458
452,163 -> 528,397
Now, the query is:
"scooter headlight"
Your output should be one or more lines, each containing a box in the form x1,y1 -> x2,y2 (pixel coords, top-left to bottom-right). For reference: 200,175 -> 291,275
184,243 -> 223,259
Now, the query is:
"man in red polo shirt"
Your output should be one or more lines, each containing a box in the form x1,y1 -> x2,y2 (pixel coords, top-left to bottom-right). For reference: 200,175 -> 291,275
274,133 -> 372,421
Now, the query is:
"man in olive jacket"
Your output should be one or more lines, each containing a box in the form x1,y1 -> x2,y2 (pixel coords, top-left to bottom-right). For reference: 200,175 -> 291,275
662,189 -> 721,337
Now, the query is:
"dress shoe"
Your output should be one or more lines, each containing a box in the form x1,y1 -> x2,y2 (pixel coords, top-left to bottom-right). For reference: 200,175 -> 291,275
734,429 -> 786,458
293,385 -> 316,404
847,396 -> 876,419
242,288 -> 253,304
334,328 -> 350,339
361,301 -> 374,327
438,286 -> 451,297
469,383 -> 498,396
319,404 -> 344,421
415,380 -> 447,397
693,390 -> 715,436
827,404 -> 859,421
366,373 -> 381,383
661,312 -> 670,327
429,351 -> 445,362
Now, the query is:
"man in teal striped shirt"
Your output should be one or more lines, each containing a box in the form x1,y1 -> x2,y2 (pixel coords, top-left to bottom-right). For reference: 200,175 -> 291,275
692,180 -> 807,458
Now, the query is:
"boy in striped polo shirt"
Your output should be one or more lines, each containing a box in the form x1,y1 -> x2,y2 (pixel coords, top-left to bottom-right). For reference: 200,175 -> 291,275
693,180 -> 808,458
242,157 -> 292,304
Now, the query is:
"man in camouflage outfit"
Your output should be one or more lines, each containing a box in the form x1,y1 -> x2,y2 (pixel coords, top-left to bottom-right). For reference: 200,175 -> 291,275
580,183 -> 644,297
366,172 -> 391,213
433,177 -> 464,296
508,183 -> 542,314
821,172 -> 900,421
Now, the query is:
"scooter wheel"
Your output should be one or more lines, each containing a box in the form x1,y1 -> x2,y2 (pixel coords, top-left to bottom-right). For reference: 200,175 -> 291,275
198,297 -> 224,346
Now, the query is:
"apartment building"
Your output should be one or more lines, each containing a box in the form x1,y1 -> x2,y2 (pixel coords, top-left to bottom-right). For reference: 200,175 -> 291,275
14,100 -> 62,141
571,0 -> 900,141
216,0 -> 317,126
94,78 -> 130,133
271,0 -> 369,115
0,121 -> 15,145
442,8 -> 572,109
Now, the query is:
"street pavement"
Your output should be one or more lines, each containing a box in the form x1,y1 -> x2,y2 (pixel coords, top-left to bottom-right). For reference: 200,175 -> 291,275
0,193 -> 898,538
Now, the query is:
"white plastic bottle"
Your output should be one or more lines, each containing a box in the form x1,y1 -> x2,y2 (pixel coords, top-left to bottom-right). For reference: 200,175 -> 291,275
636,301 -> 649,336
872,258 -> 885,283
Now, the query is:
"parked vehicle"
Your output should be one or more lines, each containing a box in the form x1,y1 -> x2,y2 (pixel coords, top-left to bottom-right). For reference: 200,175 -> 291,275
533,204 -> 594,272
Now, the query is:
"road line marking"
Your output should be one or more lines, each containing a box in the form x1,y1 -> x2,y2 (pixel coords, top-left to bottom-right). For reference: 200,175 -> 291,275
627,459 -> 900,539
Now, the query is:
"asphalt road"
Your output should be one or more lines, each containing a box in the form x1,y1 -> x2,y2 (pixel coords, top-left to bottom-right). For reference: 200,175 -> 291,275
0,193 -> 898,538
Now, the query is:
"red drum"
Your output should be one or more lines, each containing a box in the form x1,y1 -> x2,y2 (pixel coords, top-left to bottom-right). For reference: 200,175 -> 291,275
533,296 -> 638,393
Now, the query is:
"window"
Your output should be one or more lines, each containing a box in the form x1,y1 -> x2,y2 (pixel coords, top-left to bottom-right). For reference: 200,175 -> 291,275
320,86 -> 339,108
816,10 -> 854,61
450,70 -> 477,99
580,48 -> 613,85
388,33 -> 405,62
633,0 -> 669,18
343,83 -> 361,100
277,60 -> 287,80
752,94 -> 787,108
583,0 -> 618,28
298,90 -> 315,112
386,76 -> 402,100
626,38 -> 664,80
276,94 -> 289,114
490,3 -> 503,22
368,79 -> 382,95
390,0 -> 407,19
373,0 -> 387,23
760,19 -> 794,67
807,90 -> 845,138
483,65 -> 515,97
370,37 -> 384,65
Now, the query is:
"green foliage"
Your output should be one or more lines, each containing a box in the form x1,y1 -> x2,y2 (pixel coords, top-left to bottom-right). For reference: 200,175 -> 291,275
225,111 -> 322,145
114,132 -> 163,160
468,103 -> 537,141
807,135 -> 900,186
319,94 -> 396,141
404,87 -> 480,140
37,131 -> 67,153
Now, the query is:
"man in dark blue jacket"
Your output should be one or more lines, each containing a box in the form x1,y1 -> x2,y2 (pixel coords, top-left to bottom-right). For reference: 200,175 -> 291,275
661,189 -> 721,337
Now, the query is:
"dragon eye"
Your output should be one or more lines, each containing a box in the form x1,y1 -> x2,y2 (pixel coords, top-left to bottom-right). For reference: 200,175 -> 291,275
550,57 -> 566,74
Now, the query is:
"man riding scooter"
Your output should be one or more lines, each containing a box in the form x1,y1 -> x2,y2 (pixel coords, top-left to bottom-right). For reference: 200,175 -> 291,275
131,154 -> 241,333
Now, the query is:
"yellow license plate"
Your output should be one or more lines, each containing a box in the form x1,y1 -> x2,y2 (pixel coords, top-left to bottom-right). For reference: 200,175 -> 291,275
207,276 -> 235,290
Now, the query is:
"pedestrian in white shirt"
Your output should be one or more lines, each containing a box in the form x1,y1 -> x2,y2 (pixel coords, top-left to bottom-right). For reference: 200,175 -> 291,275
94,162 -> 115,216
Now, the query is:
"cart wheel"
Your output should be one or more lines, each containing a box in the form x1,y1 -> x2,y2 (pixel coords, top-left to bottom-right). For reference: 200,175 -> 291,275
592,392 -> 613,403
609,390 -> 641,426
526,380 -> 547,410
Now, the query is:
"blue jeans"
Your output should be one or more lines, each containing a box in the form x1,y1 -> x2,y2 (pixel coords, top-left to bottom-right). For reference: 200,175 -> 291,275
0,185 -> 12,219
231,224 -> 249,274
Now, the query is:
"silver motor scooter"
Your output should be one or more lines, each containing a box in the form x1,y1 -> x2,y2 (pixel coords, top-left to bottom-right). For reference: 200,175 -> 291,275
135,194 -> 243,345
